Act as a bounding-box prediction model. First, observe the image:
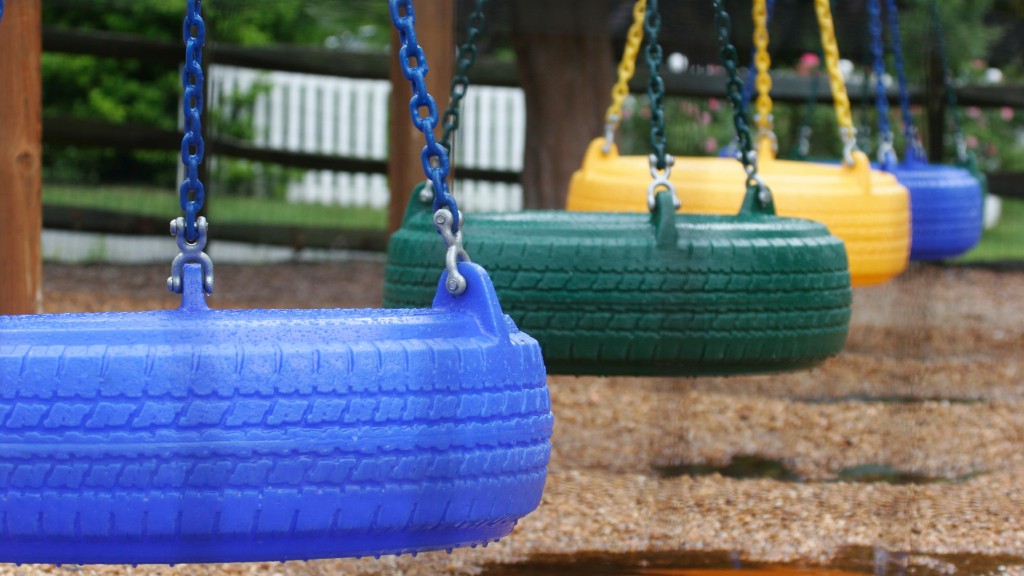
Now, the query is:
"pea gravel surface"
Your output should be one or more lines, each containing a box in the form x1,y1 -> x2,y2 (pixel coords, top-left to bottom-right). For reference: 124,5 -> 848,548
10,260 -> 1023,575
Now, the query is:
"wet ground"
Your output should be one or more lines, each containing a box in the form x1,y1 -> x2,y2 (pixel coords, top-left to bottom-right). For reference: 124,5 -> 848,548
12,259 -> 1024,576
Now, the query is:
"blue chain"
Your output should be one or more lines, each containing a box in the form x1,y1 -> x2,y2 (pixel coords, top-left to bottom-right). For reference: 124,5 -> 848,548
884,0 -> 915,146
389,0 -> 459,231
0,1 -> 4,22
867,0 -> 893,161
180,0 -> 206,243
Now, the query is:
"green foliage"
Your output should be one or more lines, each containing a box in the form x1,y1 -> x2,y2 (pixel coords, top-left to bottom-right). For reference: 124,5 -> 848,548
41,1 -> 390,188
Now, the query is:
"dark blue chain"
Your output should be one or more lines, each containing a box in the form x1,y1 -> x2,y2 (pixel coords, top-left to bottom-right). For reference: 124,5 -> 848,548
884,0 -> 915,145
389,0 -> 459,230
0,1 -> 5,22
867,0 -> 893,153
180,0 -> 206,243
644,0 -> 668,170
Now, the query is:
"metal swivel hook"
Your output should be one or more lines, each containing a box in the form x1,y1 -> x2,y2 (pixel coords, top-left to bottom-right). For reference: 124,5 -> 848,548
433,208 -> 471,295
168,216 -> 215,295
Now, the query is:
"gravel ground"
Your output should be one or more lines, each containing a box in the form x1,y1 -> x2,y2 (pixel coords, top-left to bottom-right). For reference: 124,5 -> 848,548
11,260 -> 1024,575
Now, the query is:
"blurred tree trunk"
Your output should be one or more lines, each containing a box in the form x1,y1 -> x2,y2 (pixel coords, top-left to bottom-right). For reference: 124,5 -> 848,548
512,0 -> 613,209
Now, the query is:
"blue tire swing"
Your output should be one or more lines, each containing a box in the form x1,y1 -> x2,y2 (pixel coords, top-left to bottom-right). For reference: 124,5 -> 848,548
385,0 -> 852,376
0,0 -> 553,565
866,0 -> 983,261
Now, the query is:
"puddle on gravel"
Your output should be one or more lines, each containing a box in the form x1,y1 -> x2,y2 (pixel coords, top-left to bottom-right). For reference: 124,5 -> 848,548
798,395 -> 985,405
652,455 -> 979,485
479,546 -> 1024,576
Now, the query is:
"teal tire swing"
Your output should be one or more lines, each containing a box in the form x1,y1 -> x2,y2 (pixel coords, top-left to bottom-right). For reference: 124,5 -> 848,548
867,0 -> 983,261
384,0 -> 853,376
0,0 -> 553,565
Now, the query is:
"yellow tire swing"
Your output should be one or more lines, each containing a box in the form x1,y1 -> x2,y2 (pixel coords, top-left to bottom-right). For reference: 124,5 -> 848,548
567,0 -> 912,287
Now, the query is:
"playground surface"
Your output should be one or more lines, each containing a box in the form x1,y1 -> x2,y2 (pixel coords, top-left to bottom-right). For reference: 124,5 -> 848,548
15,259 -> 1024,575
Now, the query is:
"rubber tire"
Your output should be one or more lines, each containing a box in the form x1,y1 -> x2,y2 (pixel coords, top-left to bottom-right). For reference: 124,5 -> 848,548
0,264 -> 552,565
385,190 -> 852,376
888,161 -> 984,261
566,141 -> 910,287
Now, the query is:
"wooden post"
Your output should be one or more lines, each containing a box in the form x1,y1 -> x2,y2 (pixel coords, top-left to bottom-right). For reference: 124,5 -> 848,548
0,0 -> 43,315
388,2 -> 455,236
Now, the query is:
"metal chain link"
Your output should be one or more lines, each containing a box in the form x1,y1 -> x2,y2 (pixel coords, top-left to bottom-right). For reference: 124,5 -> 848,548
712,0 -> 772,209
752,0 -> 776,153
603,0 -> 646,153
169,0 -> 214,295
0,1 -> 4,23
868,0 -> 896,165
180,0 -> 206,244
641,0 -> 679,212
929,0 -> 967,163
814,0 -> 858,165
884,0 -> 922,158
644,0 -> 668,171
390,0 -> 469,295
390,0 -> 460,226
439,0 -> 487,154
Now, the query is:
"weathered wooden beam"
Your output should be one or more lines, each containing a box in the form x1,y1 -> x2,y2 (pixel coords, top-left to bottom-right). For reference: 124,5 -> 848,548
0,1 -> 43,315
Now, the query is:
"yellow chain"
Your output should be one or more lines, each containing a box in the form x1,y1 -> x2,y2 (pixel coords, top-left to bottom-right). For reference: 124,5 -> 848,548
752,0 -> 774,145
814,0 -> 854,133
606,0 -> 646,125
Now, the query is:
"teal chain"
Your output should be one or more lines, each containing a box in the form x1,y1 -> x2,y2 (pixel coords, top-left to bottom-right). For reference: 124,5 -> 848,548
929,0 -> 967,162
643,0 -> 668,170
439,0 -> 487,153
712,0 -> 774,212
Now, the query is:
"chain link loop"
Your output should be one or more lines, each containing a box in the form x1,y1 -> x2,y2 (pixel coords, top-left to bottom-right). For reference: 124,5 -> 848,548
603,0 -> 646,153
868,0 -> 897,166
390,0 -> 469,294
439,0 -> 487,154
169,0 -> 214,296
929,0 -> 968,163
643,0 -> 669,171
712,3 -> 756,178
883,0 -> 922,159
180,0 -> 206,243
712,0 -> 772,211
389,0 -> 461,230
814,0 -> 858,165
752,0 -> 776,152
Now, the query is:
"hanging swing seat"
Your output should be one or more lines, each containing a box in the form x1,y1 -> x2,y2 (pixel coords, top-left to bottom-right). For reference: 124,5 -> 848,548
0,263 -> 552,565
567,139 -> 910,287
385,186 -> 852,376
881,151 -> 983,261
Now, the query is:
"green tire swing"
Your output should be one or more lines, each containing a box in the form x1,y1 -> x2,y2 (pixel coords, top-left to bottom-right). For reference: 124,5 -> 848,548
384,0 -> 853,376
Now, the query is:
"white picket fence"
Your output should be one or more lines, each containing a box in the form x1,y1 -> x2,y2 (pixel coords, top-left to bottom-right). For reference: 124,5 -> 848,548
206,64 -> 526,212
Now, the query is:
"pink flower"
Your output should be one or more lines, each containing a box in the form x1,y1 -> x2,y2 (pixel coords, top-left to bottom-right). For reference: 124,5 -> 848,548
704,137 -> 718,153
797,53 -> 821,76
965,135 -> 979,149
700,111 -> 712,126
1001,107 -> 1014,121
966,106 -> 982,119
708,98 -> 721,112
971,59 -> 986,70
